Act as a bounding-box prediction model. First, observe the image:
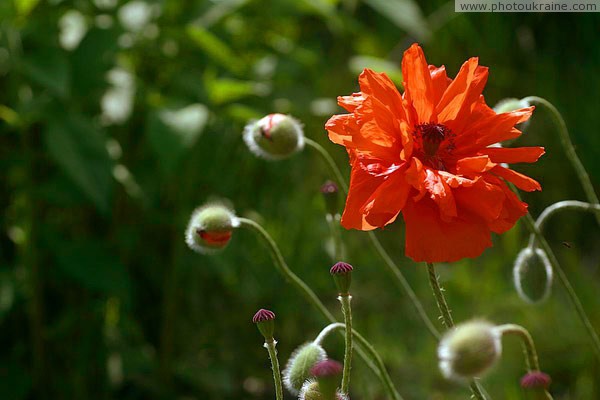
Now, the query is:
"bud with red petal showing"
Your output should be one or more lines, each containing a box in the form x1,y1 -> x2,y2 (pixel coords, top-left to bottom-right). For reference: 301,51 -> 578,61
311,359 -> 343,400
185,203 -> 239,254
321,180 -> 339,216
299,380 -> 349,400
330,262 -> 353,296
243,113 -> 304,160
521,371 -> 551,389
252,309 -> 276,342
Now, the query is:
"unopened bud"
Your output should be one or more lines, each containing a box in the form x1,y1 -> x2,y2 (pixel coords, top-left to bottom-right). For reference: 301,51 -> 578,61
513,247 -> 553,304
311,359 -> 343,400
330,262 -> 353,296
521,371 -> 551,389
283,342 -> 327,395
252,309 -> 276,342
185,203 -> 239,254
243,113 -> 304,160
299,380 -> 349,400
438,320 -> 502,380
321,180 -> 339,216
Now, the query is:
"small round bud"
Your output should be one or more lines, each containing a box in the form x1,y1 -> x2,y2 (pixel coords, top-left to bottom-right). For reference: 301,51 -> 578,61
321,180 -> 339,216
513,247 -> 553,304
243,113 -> 305,160
252,309 -> 275,341
438,320 -> 502,380
283,342 -> 327,395
185,203 -> 239,254
311,359 -> 343,400
330,262 -> 353,296
521,371 -> 551,389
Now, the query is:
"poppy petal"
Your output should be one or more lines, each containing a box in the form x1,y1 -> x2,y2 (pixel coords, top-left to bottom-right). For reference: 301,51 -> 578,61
361,169 -> 410,227
482,146 -> 545,164
402,198 -> 492,263
492,165 -> 542,192
402,43 -> 435,123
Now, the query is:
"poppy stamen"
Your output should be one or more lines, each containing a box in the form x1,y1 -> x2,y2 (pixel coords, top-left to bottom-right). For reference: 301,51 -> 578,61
416,123 -> 451,156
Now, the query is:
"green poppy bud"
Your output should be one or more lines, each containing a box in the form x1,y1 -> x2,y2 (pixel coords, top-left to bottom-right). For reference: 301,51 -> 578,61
185,203 -> 239,254
243,113 -> 304,160
283,342 -> 327,395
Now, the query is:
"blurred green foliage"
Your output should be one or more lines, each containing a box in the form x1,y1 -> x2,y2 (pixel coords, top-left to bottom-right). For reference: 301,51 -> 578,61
1,0 -> 599,399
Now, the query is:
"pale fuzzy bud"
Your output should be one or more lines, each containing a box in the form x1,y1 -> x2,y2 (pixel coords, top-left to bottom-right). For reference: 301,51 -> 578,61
438,320 -> 502,381
513,247 -> 553,304
185,203 -> 239,254
298,380 -> 349,400
283,342 -> 327,395
243,113 -> 305,160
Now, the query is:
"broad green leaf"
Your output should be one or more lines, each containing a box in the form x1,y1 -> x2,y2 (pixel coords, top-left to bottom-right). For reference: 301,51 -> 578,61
22,48 -> 70,98
45,115 -> 113,213
349,55 -> 403,85
186,25 -> 243,74
363,0 -> 431,42
54,240 -> 131,296
147,104 -> 209,173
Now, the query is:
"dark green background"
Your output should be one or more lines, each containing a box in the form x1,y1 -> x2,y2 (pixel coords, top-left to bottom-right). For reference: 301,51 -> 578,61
1,0 -> 599,399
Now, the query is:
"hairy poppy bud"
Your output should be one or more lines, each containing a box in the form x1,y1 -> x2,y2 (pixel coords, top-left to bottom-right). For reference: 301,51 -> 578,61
438,320 -> 502,380
311,359 -> 343,400
252,309 -> 276,342
283,342 -> 327,395
299,380 -> 349,400
330,262 -> 353,296
513,247 -> 553,304
243,113 -> 304,160
321,180 -> 339,216
521,371 -> 551,391
185,203 -> 239,254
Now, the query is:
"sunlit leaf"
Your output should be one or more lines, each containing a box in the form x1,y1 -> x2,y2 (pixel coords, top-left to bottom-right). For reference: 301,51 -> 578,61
349,55 -> 403,85
205,77 -> 258,105
14,0 -> 39,16
186,25 -> 243,74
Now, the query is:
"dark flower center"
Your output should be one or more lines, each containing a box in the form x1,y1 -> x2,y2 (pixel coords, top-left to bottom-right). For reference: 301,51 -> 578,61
417,123 -> 450,156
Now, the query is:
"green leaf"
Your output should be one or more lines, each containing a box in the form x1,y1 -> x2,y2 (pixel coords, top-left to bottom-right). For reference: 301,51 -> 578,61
22,47 -> 70,98
147,104 -> 209,173
54,240 -> 131,296
348,55 -> 403,85
186,25 -> 243,74
44,115 -> 113,213
363,0 -> 431,42
205,77 -> 258,105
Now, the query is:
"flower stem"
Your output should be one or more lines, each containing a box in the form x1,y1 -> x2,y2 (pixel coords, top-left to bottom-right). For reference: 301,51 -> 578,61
238,217 -> 402,400
495,324 -> 554,400
527,200 -> 600,248
426,263 -> 487,400
521,212 -> 600,361
313,323 -> 405,400
264,340 -> 284,400
522,96 -> 600,225
339,294 -> 353,395
327,214 -> 345,261
305,138 -> 440,340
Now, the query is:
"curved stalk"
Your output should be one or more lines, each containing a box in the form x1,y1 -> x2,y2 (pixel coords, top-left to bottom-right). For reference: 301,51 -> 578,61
522,96 -> 600,225
238,217 -> 402,400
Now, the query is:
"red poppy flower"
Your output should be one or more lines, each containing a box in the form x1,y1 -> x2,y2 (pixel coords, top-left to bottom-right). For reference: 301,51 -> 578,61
325,44 -> 543,263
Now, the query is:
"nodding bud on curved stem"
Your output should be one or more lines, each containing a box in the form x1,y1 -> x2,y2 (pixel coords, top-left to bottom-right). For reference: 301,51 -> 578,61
185,203 -> 239,254
243,113 -> 305,160
283,342 -> 327,395
513,247 -> 553,304
437,320 -> 502,381
252,309 -> 276,342
310,359 -> 344,400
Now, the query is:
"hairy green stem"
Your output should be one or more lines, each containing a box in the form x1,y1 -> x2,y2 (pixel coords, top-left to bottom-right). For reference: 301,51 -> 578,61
264,340 -> 284,400
327,214 -> 345,261
523,96 -> 600,225
527,200 -> 600,248
306,139 -> 440,340
427,263 -> 487,400
238,217 -> 402,400
339,295 -> 353,395
313,323 -> 405,400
